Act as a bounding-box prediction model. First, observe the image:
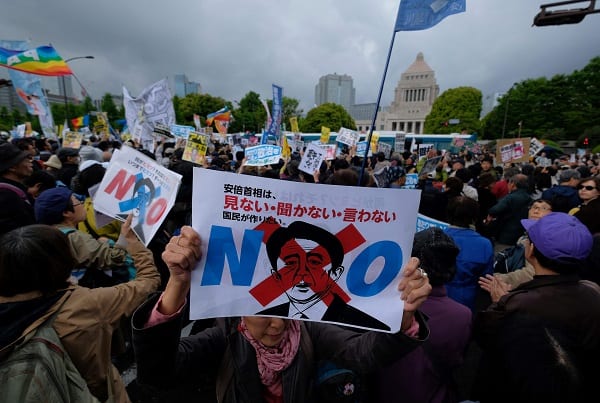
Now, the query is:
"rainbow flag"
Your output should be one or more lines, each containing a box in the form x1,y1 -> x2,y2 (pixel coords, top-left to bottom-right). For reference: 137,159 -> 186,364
71,115 -> 89,128
205,106 -> 230,126
0,45 -> 73,76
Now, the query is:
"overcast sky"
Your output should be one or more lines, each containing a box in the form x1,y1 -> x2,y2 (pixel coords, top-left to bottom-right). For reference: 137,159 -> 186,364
1,0 -> 598,114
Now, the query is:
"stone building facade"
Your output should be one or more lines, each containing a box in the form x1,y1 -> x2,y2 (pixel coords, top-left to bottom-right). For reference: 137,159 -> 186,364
354,52 -> 439,134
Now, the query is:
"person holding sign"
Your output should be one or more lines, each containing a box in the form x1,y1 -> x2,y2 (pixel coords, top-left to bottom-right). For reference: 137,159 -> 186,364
132,226 -> 432,402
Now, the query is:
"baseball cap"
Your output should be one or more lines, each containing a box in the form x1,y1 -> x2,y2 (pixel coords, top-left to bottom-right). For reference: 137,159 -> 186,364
521,212 -> 593,262
35,187 -> 76,225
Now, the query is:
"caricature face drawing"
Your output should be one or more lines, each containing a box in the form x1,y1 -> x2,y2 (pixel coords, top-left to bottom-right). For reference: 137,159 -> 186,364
267,221 -> 344,308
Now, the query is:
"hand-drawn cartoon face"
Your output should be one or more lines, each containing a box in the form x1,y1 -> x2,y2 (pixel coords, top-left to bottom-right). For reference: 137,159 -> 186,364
279,238 -> 335,304
266,221 -> 344,306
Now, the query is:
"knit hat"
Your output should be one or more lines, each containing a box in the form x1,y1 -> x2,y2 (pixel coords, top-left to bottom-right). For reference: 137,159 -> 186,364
79,145 -> 103,163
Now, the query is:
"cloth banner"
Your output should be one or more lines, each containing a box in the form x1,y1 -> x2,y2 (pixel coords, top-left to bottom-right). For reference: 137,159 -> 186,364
395,0 -> 466,31
190,168 -> 421,332
264,84 -> 283,141
123,78 -> 175,146
0,45 -> 73,76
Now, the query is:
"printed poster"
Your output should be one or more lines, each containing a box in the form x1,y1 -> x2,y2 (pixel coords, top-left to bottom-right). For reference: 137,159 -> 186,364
63,131 -> 83,149
320,126 -> 331,144
93,146 -> 182,246
496,138 -> 531,164
182,131 -> 209,164
336,127 -> 360,147
299,142 -> 326,175
190,169 -> 421,332
244,144 -> 282,166
321,144 -> 337,161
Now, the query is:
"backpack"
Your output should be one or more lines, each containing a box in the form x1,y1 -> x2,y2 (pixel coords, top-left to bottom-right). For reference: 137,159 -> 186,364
0,293 -> 100,403
0,182 -> 31,205
493,244 -> 526,274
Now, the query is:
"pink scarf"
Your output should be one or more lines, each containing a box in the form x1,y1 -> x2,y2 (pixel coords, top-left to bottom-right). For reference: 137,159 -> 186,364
239,318 -> 301,401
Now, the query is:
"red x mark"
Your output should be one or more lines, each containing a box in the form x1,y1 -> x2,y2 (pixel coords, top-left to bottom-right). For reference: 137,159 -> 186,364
249,221 -> 366,307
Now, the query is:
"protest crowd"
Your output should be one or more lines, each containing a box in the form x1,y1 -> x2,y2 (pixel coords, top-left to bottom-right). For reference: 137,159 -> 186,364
1,125 -> 600,403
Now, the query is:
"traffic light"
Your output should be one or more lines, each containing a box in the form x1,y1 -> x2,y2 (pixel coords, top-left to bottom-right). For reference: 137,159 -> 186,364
584,137 -> 589,146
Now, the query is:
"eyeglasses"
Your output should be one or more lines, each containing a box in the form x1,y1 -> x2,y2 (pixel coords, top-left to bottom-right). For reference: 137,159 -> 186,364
577,185 -> 597,191
529,205 -> 551,212
71,201 -> 84,207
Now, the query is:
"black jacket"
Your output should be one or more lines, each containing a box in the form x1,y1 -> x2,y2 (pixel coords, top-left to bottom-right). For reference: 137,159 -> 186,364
0,177 -> 35,235
132,293 -> 428,403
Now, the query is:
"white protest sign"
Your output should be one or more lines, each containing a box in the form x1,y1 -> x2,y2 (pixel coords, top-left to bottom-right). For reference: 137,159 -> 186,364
244,144 -> 282,166
190,168 -> 421,332
299,142 -> 326,174
93,146 -> 182,246
394,133 -> 406,152
336,127 -> 360,147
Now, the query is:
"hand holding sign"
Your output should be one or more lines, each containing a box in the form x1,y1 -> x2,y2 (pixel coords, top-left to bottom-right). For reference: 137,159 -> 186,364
159,226 -> 203,315
398,257 -> 431,331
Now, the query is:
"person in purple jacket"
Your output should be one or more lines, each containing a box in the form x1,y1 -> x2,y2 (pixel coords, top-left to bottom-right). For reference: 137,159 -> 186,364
375,226 -> 472,403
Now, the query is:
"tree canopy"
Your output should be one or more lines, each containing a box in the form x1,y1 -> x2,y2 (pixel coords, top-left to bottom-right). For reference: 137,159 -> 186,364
481,56 -> 600,146
299,102 -> 356,133
424,86 -> 482,134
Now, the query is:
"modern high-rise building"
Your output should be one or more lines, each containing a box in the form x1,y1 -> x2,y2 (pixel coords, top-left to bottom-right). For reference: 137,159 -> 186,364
174,74 -> 202,97
314,73 -> 355,111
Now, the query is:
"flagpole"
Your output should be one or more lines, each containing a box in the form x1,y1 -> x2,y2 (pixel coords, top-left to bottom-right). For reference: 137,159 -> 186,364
358,31 -> 396,186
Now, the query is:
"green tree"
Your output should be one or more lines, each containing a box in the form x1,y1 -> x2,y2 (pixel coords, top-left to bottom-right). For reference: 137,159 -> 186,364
101,93 -> 119,121
424,86 -> 482,134
0,106 -> 11,131
482,57 -> 600,140
230,91 -> 266,133
177,93 -> 230,128
300,103 -> 356,133
80,96 -> 95,115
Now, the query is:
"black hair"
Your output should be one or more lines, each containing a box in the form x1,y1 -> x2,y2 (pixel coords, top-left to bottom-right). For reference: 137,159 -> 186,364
447,196 -> 479,228
23,170 -> 56,194
266,221 -> 344,276
532,247 -> 582,274
411,227 -> 459,286
0,225 -> 74,296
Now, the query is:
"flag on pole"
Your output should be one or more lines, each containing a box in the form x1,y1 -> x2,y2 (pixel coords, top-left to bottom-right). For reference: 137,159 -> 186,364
205,106 -> 230,126
0,45 -> 73,76
71,115 -> 89,129
395,0 -> 466,31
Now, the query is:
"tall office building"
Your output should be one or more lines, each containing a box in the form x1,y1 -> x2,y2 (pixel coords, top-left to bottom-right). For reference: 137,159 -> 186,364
57,75 -> 74,100
174,74 -> 202,97
314,73 -> 355,111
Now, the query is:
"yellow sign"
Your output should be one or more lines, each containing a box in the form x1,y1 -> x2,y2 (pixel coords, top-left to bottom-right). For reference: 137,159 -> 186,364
289,117 -> 299,133
63,131 -> 83,149
281,135 -> 291,159
320,126 -> 330,144
182,131 -> 209,164
370,132 -> 380,153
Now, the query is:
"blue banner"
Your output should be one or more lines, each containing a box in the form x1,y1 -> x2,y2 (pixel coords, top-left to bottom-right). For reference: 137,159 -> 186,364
264,84 -> 282,141
395,0 -> 466,31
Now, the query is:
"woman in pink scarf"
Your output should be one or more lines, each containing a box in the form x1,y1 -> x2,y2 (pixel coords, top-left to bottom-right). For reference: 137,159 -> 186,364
133,226 -> 432,402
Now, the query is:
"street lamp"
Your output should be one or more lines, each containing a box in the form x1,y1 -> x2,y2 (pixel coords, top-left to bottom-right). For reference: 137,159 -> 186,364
62,55 -> 94,128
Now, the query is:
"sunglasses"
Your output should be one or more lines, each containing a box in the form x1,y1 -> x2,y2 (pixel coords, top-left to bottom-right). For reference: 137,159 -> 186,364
578,185 -> 597,191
